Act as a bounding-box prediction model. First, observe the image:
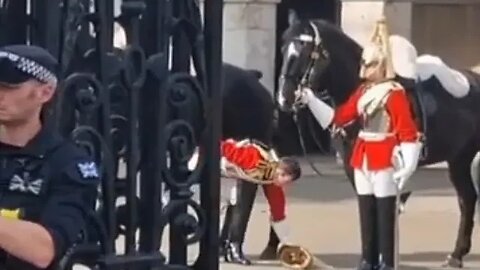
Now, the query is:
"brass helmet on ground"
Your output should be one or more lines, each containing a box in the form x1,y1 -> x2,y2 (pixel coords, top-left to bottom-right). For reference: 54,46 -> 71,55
278,244 -> 314,269
359,16 -> 395,80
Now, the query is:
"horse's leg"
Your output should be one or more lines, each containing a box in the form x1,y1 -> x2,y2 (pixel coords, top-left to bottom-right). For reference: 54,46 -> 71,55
443,148 -> 478,268
224,180 -> 258,265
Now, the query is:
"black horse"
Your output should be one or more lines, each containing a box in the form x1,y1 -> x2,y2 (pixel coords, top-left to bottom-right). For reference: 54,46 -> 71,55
219,63 -> 280,264
276,13 -> 480,268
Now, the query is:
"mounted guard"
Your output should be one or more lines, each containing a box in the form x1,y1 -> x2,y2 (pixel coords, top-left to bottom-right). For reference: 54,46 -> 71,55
296,17 -> 423,270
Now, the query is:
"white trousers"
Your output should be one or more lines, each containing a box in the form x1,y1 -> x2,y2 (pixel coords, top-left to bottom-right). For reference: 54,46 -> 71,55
354,157 -> 397,198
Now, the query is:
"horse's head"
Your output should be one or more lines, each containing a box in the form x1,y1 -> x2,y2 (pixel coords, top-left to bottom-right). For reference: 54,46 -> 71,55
276,10 -> 363,112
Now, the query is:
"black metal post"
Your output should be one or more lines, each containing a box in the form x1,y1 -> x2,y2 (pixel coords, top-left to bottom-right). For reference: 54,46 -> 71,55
0,0 -> 27,45
168,0 -> 192,264
196,0 -> 223,269
137,0 -> 166,257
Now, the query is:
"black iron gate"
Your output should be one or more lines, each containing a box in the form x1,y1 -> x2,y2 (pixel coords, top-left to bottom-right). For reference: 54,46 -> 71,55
0,0 -> 222,269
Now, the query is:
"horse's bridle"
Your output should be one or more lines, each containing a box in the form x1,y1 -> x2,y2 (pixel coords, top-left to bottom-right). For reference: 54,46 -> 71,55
290,21 -> 331,111
278,22 -> 337,176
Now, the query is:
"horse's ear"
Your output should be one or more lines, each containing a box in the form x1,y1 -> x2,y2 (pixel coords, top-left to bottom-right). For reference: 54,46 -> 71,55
288,9 -> 300,26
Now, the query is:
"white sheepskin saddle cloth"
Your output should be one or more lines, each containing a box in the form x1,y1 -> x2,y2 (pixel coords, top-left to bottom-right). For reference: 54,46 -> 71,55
416,54 -> 470,98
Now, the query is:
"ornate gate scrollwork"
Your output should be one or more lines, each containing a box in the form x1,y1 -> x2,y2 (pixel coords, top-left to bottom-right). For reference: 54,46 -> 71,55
0,0 -> 223,269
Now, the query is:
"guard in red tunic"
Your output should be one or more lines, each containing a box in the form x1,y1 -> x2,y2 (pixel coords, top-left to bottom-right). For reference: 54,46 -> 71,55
219,138 -> 302,265
297,18 -> 422,270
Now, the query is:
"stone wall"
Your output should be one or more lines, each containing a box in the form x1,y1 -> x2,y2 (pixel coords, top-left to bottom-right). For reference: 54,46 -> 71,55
340,0 -> 480,70
222,0 -> 281,93
340,0 -> 413,47
411,3 -> 480,69
196,0 -> 280,94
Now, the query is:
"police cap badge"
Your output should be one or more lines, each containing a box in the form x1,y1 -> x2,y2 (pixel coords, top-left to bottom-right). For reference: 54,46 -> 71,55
0,44 -> 58,86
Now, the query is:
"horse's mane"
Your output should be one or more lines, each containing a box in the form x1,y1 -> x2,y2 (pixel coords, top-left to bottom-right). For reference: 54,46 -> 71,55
283,19 -> 363,104
311,20 -> 362,59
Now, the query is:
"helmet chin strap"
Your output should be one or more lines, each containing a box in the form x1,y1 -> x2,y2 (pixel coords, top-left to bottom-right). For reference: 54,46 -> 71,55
362,65 -> 385,81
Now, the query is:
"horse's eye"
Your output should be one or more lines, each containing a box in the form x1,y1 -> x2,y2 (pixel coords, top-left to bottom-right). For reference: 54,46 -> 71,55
300,40 -> 310,47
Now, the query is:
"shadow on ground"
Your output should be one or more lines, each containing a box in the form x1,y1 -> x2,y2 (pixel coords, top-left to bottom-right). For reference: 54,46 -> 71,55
245,252 -> 480,269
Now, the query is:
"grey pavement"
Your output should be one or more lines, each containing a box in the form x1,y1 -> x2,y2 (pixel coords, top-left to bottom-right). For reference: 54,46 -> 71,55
218,156 -> 480,270
75,156 -> 480,269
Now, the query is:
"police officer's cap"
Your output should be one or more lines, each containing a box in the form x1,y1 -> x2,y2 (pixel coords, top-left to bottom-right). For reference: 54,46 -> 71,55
0,44 -> 58,86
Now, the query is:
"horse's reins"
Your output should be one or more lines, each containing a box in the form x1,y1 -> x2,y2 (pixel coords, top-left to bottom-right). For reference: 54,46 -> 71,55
292,113 -> 325,176
290,22 -> 333,177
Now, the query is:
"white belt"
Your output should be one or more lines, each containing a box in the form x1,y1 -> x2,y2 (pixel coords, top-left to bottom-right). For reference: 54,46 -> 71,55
358,130 -> 394,142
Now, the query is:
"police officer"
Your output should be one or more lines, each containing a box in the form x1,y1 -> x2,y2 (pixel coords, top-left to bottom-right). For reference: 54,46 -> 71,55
0,44 -> 100,269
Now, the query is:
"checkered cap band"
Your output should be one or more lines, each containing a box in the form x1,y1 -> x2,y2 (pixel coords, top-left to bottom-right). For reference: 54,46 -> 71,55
0,51 -> 57,84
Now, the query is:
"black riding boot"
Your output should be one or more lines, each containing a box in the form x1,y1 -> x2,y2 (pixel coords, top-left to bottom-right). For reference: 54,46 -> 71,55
377,196 -> 396,269
259,226 -> 280,260
219,205 -> 234,257
357,195 -> 379,270
224,181 -> 258,265
225,242 -> 251,265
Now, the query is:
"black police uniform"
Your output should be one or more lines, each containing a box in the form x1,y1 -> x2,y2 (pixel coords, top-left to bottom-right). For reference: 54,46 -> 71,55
0,45 -> 100,269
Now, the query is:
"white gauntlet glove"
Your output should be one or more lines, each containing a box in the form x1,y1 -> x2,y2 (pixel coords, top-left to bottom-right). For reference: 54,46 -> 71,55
393,142 -> 423,190
294,87 -> 315,105
272,219 -> 291,245
296,87 -> 334,129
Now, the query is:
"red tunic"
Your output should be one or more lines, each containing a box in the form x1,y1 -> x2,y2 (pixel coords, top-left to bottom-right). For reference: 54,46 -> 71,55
221,139 -> 286,222
334,84 -> 419,170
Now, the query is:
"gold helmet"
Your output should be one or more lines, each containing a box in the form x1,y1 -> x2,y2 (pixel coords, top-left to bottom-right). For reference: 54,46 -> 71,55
278,244 -> 314,269
359,16 -> 395,80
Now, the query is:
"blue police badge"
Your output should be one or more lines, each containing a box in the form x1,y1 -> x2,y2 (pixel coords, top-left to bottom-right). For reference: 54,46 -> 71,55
77,161 -> 99,179
9,172 -> 44,195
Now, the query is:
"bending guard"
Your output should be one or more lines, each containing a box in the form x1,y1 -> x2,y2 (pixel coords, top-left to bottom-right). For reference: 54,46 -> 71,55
220,139 -> 279,185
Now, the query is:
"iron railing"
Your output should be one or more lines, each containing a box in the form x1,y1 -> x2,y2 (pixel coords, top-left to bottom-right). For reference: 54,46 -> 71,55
0,0 -> 222,269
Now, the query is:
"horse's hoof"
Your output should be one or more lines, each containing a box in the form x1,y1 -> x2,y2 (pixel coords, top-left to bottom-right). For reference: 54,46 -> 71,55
442,255 -> 463,268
